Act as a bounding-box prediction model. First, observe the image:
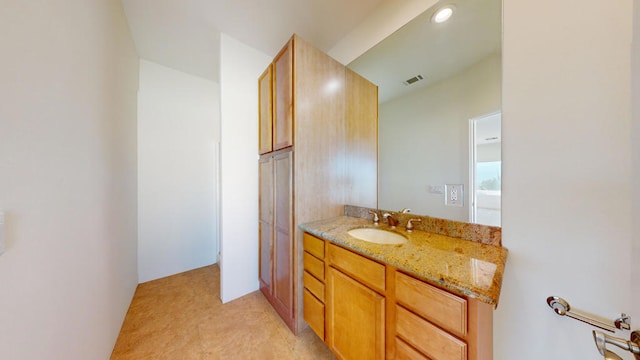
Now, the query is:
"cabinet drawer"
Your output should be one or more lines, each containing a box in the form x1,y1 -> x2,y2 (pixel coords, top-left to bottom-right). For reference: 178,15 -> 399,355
303,232 -> 325,259
304,289 -> 325,340
396,337 -> 430,360
396,272 -> 467,337
304,270 -> 325,302
327,243 -> 385,293
304,251 -> 325,281
396,306 -> 467,360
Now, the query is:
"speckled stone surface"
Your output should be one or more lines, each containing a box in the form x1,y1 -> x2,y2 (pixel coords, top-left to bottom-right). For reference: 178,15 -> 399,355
299,216 -> 508,307
344,205 -> 502,246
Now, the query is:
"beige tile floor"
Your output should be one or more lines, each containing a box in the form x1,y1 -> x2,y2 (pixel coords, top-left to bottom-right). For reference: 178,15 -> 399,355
111,265 -> 336,360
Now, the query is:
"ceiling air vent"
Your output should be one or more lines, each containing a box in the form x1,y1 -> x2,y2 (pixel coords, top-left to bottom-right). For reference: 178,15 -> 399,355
403,75 -> 424,86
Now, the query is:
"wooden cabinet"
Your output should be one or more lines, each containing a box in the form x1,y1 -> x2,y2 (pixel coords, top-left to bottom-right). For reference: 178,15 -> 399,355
258,40 -> 293,154
396,272 -> 467,337
301,232 -> 494,360
258,35 -> 378,334
259,149 -> 294,330
303,233 -> 326,339
395,338 -> 429,360
326,244 -> 386,360
327,267 -> 386,360
396,305 -> 467,360
273,40 -> 293,151
391,271 -> 492,360
273,150 -> 293,319
258,65 -> 273,154
258,156 -> 273,289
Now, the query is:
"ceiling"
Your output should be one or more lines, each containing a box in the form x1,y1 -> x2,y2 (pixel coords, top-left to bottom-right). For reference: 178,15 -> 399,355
348,0 -> 501,103
120,0 -> 501,105
120,0 -> 388,81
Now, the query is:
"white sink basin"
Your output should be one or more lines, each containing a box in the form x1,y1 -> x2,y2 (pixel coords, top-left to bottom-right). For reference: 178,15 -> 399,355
347,228 -> 408,245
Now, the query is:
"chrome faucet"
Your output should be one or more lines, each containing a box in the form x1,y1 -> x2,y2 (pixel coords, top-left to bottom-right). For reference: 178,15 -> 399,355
406,218 -> 422,232
383,213 -> 399,228
368,210 -> 380,225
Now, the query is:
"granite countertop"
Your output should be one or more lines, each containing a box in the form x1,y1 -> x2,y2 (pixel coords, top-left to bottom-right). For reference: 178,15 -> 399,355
299,216 -> 508,307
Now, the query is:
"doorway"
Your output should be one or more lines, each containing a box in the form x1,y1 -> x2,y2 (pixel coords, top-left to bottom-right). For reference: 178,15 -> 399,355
469,112 -> 501,226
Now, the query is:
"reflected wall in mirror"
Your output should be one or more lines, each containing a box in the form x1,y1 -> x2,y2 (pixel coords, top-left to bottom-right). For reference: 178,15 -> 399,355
348,0 -> 502,226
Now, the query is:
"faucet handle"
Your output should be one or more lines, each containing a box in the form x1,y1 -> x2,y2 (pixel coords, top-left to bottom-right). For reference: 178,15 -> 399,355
593,330 -> 640,360
368,210 -> 379,225
406,218 -> 422,232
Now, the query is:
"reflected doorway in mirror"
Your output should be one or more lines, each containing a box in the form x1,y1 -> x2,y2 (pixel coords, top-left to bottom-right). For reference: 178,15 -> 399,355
469,111 -> 501,227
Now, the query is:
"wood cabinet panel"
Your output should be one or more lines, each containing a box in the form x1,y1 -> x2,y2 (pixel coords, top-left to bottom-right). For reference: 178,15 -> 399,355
303,232 -> 325,259
273,151 -> 293,319
395,337 -> 430,360
273,39 -> 293,150
304,251 -> 325,281
274,151 -> 291,236
396,305 -> 467,360
274,228 -> 293,316
345,68 -> 378,209
328,243 -> 385,294
258,157 -> 273,290
396,272 -> 467,337
259,222 -> 272,290
327,267 -> 385,360
303,270 -> 325,302
304,289 -> 325,340
258,65 -> 273,154
258,153 -> 273,222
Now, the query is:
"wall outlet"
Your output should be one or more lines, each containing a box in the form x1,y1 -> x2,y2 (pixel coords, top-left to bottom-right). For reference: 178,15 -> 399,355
445,184 -> 464,207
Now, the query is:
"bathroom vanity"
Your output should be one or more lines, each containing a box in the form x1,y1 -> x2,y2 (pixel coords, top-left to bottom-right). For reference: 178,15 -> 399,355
257,33 -> 507,359
300,215 -> 508,360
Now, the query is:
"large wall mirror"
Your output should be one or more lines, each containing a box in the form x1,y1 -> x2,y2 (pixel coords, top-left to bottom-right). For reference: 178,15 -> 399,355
348,0 -> 502,226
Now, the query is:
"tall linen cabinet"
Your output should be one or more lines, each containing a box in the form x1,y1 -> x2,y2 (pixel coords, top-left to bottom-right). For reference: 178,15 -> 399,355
258,34 -> 378,334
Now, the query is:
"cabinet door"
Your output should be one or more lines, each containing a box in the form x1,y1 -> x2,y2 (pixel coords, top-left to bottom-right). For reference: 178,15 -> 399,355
327,267 -> 385,360
273,150 -> 293,318
273,39 -> 293,150
258,65 -> 273,154
258,156 -> 273,291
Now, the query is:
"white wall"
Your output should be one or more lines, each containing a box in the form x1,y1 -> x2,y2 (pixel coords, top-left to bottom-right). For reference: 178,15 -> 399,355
632,0 -> 640,325
219,34 -> 271,303
329,0 -> 438,64
497,0 -> 634,359
138,60 -> 220,282
378,53 -> 501,220
0,1 -> 139,359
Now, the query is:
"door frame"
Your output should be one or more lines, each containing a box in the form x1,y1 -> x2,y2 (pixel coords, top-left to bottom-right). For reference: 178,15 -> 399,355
468,111 -> 502,224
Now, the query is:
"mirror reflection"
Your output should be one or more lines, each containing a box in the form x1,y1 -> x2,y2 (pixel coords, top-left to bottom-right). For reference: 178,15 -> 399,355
348,0 -> 502,226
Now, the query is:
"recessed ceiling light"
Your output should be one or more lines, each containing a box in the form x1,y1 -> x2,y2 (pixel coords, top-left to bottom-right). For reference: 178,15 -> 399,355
432,5 -> 455,24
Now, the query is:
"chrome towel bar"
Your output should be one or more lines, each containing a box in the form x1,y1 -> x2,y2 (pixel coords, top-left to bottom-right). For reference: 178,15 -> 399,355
546,296 -> 631,333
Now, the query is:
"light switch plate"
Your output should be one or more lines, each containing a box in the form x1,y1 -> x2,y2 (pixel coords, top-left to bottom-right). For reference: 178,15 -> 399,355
445,184 -> 464,207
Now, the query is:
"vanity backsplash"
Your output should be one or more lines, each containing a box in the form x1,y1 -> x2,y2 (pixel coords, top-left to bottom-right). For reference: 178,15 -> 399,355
344,205 -> 502,247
